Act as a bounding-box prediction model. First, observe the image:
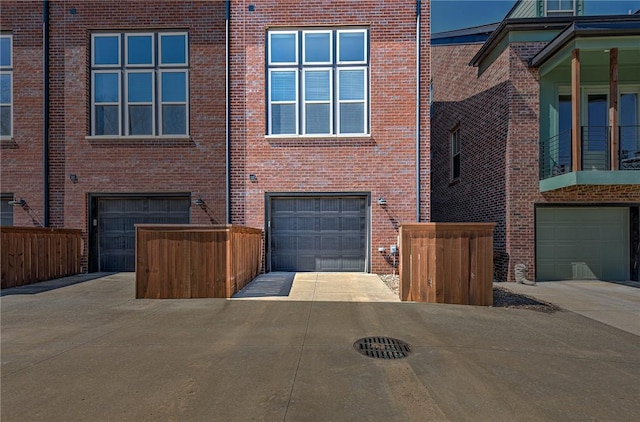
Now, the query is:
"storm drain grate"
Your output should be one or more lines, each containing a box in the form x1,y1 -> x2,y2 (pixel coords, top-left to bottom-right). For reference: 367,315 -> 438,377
353,337 -> 412,359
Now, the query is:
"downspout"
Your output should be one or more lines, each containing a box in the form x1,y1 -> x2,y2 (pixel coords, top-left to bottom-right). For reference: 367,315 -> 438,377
43,0 -> 50,227
225,0 -> 231,224
415,0 -> 421,222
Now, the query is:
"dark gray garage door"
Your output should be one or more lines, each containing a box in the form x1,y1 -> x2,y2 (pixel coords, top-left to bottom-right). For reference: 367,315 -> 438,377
97,197 -> 190,271
270,196 -> 368,272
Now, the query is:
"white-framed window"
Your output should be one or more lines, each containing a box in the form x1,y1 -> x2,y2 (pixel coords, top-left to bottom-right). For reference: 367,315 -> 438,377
451,127 -> 461,181
545,0 -> 576,16
0,34 -> 13,139
91,31 -> 189,137
267,28 -> 369,136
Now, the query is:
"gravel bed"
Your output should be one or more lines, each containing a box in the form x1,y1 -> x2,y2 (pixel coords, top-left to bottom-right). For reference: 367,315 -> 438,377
378,274 -> 561,313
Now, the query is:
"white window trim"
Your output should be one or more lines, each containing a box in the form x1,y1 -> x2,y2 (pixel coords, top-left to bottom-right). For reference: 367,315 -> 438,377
1,34 -> 13,68
302,68 -> 333,135
125,33 -> 155,67
91,70 -> 121,137
336,29 -> 368,65
268,68 -> 299,135
336,67 -> 368,135
545,0 -> 576,16
90,31 -> 190,138
159,32 -> 189,67
158,69 -> 190,136
266,28 -> 370,137
302,30 -> 333,66
1,34 -> 13,139
268,31 -> 298,66
125,69 -> 156,136
91,33 -> 121,67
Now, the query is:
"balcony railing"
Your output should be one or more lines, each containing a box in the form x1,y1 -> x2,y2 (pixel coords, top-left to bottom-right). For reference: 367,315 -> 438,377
619,125 -> 640,170
540,129 -> 572,180
540,125 -> 640,180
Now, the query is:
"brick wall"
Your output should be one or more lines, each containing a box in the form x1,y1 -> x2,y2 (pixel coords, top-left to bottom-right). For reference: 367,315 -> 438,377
1,1 -> 228,270
0,1 -> 45,227
229,0 -> 431,274
431,43 -> 511,280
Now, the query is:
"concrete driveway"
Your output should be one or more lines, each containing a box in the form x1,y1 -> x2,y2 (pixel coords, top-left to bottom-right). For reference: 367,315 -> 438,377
1,272 -> 639,421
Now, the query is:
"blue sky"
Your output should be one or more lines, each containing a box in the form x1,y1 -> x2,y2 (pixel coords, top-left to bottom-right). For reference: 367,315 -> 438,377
432,0 -> 640,33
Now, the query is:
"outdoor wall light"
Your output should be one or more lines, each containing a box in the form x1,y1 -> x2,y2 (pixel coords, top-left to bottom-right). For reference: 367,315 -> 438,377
249,174 -> 258,182
8,198 -> 26,207
193,198 -> 205,206
69,174 -> 78,182
377,197 -> 387,206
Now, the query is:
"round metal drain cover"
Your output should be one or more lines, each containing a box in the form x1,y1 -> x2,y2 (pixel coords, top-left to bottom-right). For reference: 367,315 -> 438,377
353,337 -> 411,359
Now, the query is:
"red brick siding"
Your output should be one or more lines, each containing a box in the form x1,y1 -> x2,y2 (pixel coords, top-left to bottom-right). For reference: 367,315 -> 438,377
0,1 -> 45,227
229,1 -> 430,273
2,1 -> 228,270
431,43 -> 511,280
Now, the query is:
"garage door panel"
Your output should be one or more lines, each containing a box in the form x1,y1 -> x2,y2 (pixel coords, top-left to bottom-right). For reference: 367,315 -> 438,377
97,197 -> 189,272
536,207 -> 629,281
271,196 -> 367,272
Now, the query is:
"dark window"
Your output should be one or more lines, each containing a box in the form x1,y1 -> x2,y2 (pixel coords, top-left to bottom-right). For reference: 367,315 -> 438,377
451,128 -> 461,180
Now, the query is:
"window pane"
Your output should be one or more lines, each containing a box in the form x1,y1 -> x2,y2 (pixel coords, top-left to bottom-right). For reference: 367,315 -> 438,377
95,105 -> 119,135
272,104 -> 296,134
128,105 -> 153,135
339,32 -> 365,62
0,74 -> 10,103
160,34 -> 187,64
128,73 -> 152,102
305,71 -> 330,101
94,36 -> 119,65
340,103 -> 364,134
162,104 -> 186,135
561,0 -> 573,10
270,71 -> 296,102
547,0 -> 560,10
1,105 -> 10,136
270,33 -> 296,63
305,32 -> 330,63
0,37 -> 10,67
305,104 -> 330,134
94,73 -> 119,103
453,155 -> 460,179
339,70 -> 364,101
127,35 -> 153,65
162,72 -> 186,102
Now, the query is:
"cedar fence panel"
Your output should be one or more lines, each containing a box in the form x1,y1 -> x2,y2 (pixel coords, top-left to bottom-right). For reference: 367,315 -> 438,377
136,225 -> 263,299
399,223 -> 495,306
1,227 -> 82,289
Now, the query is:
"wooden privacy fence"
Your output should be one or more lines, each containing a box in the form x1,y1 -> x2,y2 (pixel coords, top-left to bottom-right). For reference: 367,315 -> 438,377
135,225 -> 263,299
1,227 -> 82,289
399,223 -> 495,306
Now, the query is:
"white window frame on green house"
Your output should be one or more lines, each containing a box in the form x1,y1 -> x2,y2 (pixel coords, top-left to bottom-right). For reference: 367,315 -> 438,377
0,34 -> 13,139
90,31 -> 189,138
545,0 -> 576,16
267,28 -> 369,137
451,126 -> 461,181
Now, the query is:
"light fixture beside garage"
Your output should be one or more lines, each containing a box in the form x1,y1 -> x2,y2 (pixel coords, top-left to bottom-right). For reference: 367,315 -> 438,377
249,174 -> 258,182
377,197 -> 387,206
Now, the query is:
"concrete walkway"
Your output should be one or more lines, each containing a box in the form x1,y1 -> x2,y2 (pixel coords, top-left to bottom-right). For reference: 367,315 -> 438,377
2,273 -> 640,421
498,280 -> 640,336
233,272 -> 401,302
